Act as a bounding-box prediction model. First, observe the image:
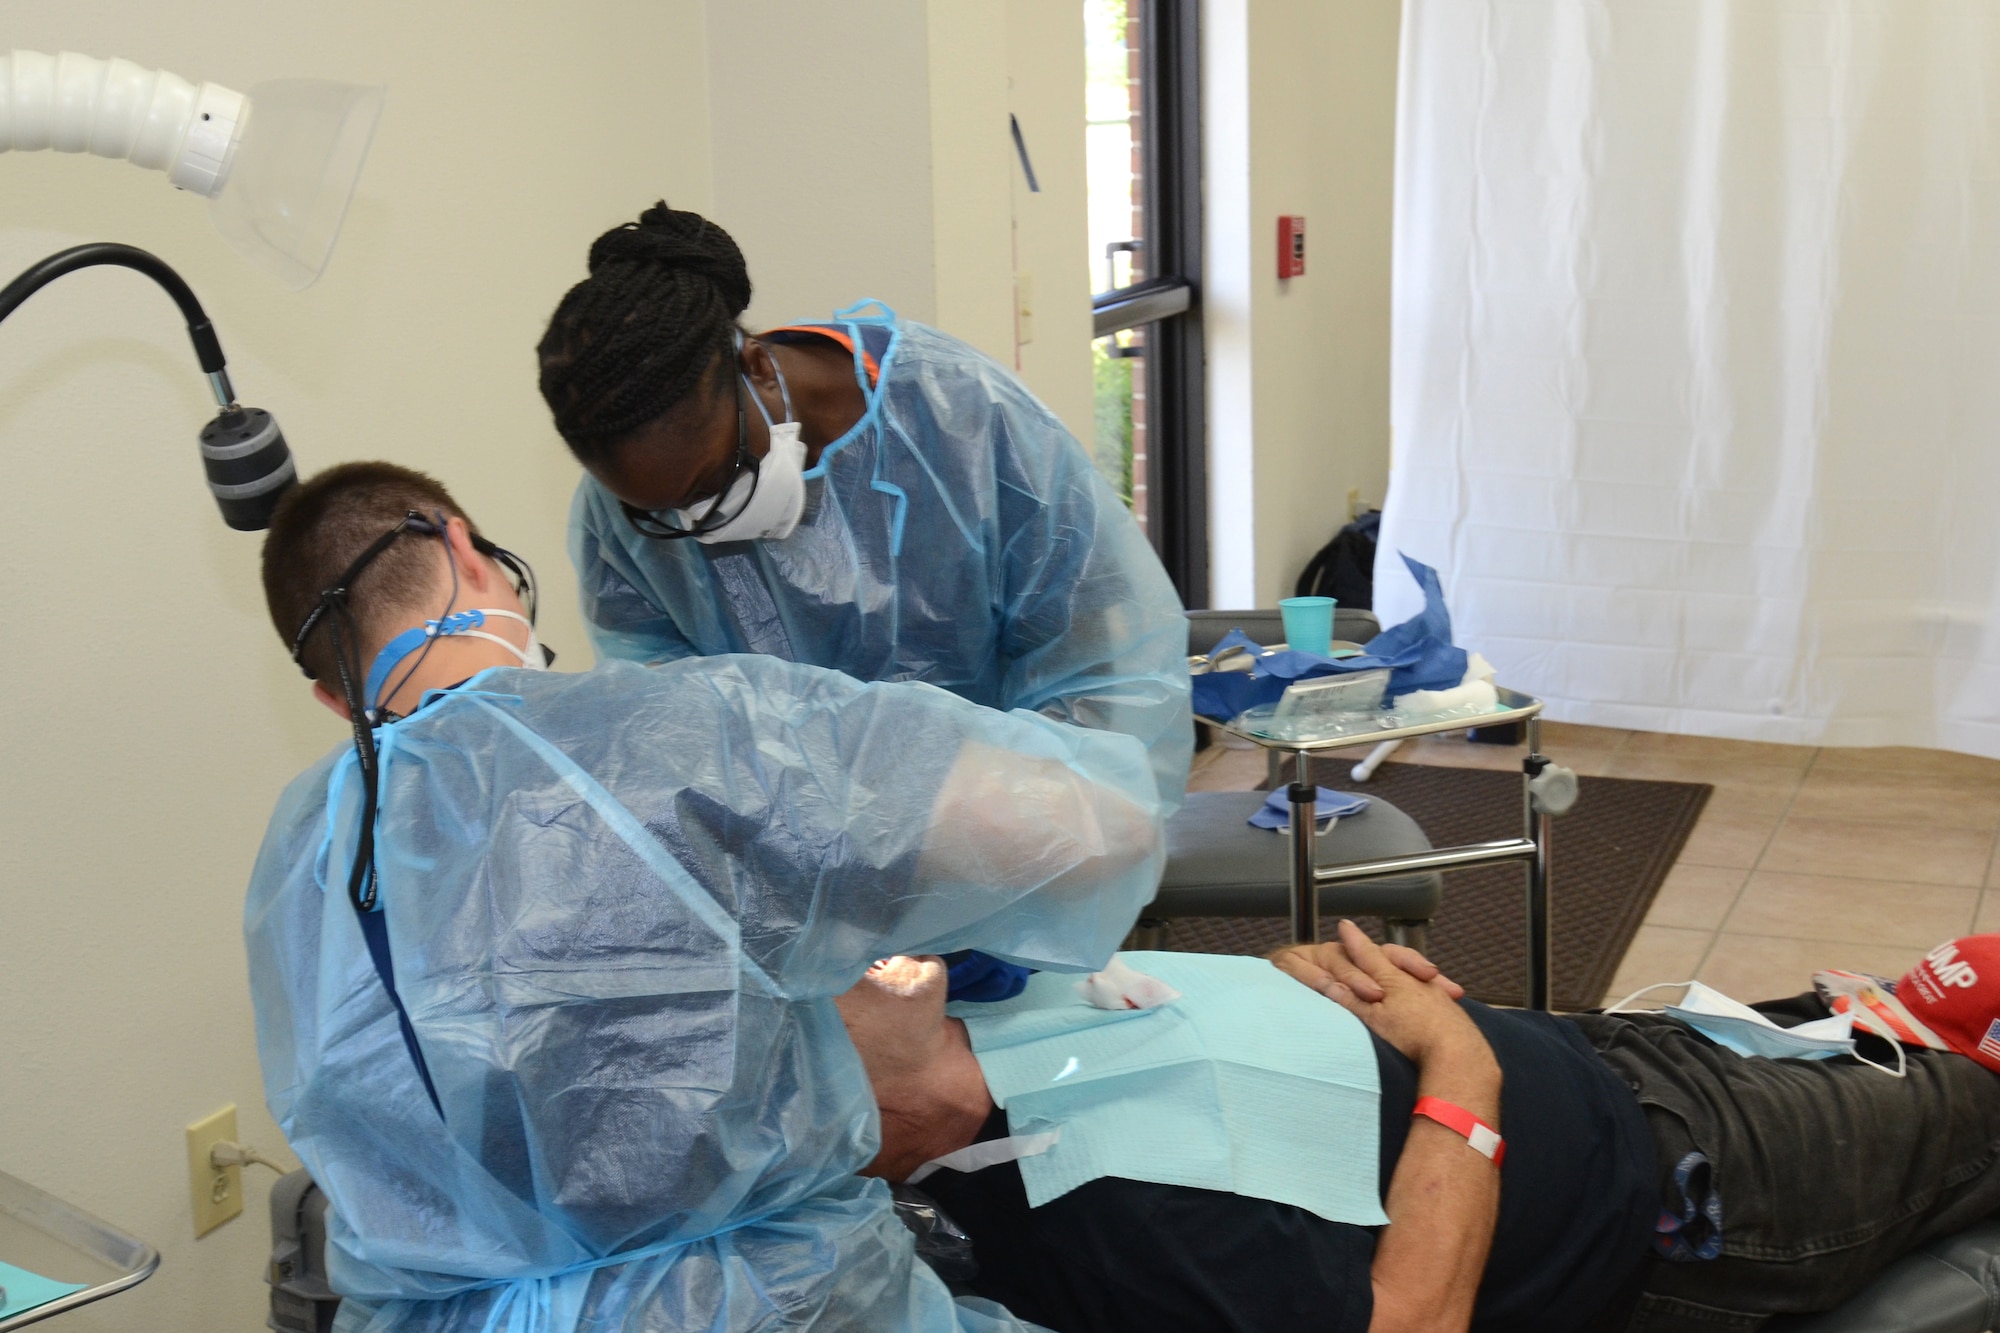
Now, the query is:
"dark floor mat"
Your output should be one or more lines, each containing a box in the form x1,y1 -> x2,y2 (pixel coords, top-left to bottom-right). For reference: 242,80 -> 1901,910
1161,761 -> 1711,1010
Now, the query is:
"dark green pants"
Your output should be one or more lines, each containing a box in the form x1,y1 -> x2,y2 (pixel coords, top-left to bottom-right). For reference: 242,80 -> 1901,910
1568,1009 -> 2000,1333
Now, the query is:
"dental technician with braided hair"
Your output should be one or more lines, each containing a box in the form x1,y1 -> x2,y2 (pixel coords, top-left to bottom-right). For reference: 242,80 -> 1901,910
537,203 -> 1191,1001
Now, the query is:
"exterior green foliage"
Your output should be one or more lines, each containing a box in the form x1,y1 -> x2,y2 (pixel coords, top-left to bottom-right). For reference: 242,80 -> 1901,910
1093,339 -> 1134,507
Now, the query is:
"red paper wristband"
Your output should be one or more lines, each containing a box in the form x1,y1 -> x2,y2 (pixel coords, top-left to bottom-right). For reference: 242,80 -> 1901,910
1412,1095 -> 1505,1167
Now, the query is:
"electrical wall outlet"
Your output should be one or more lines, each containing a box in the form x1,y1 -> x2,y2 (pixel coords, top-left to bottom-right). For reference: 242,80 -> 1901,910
186,1104 -> 242,1237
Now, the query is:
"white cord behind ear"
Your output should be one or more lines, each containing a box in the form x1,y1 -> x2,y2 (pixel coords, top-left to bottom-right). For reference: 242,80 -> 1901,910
1850,1042 -> 1908,1078
1606,979 -> 1908,1077
1847,1014 -> 1910,1078
1603,980 -> 1695,1014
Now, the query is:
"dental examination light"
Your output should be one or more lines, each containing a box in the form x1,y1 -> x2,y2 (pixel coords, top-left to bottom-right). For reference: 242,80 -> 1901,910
0,243 -> 298,529
0,50 -> 384,289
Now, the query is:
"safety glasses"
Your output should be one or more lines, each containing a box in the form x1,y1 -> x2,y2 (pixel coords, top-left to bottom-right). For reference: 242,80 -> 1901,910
479,538 -> 539,627
620,378 -> 762,541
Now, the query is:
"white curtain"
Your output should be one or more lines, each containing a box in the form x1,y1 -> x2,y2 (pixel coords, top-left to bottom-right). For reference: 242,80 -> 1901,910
1378,0 -> 2000,757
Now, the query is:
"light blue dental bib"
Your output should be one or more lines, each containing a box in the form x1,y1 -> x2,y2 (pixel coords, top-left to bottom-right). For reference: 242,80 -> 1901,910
948,952 -> 1388,1226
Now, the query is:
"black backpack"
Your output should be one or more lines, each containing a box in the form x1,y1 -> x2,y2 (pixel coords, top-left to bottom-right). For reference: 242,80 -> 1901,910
1294,510 -> 1380,609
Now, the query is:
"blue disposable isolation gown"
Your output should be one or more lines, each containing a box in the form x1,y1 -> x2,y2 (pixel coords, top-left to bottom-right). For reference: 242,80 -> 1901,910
569,310 -> 1193,809
244,657 -> 1165,1333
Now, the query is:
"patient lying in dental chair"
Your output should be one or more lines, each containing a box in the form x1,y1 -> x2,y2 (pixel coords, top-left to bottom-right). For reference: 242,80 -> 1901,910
837,926 -> 2000,1333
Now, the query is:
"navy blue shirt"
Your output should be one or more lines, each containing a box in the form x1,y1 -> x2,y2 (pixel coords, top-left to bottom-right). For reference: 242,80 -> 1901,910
919,1002 -> 1657,1333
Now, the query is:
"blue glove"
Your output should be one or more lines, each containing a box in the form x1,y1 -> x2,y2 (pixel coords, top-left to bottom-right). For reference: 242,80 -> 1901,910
1248,787 -> 1369,830
943,951 -> 1032,1002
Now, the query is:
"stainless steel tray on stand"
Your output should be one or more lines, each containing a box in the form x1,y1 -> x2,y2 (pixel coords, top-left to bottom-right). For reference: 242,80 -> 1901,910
0,1170 -> 158,1329
1193,654 -> 1560,1009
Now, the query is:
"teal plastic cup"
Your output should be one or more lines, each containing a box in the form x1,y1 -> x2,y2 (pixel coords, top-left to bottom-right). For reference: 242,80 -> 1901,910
1279,596 -> 1336,657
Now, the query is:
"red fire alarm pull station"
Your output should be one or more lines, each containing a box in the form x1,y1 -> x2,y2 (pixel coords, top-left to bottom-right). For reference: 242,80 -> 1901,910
1278,215 -> 1306,278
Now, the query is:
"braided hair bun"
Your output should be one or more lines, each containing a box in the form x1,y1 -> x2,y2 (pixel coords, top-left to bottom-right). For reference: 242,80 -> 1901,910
538,202 -> 752,457
586,204 -> 752,311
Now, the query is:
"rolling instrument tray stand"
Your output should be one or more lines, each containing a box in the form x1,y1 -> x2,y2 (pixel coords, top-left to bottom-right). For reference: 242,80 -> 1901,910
0,1170 -> 158,1329
1197,685 -> 1578,1010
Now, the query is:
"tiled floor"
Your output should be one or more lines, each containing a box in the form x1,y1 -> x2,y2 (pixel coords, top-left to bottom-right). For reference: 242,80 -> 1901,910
1185,724 -> 2000,1009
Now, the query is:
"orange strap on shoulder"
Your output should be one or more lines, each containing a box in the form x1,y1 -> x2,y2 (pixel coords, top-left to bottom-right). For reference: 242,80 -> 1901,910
757,324 -> 880,386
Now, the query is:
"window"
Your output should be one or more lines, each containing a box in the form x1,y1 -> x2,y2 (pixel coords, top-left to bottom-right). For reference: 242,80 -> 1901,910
1084,0 -> 1206,606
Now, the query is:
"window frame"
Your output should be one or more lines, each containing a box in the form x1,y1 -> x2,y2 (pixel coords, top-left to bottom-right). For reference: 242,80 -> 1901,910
1090,0 -> 1206,608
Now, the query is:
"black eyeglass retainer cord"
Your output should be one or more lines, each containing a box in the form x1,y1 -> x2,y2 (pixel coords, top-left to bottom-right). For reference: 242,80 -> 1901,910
286,510 -> 541,1121
290,512 -> 541,911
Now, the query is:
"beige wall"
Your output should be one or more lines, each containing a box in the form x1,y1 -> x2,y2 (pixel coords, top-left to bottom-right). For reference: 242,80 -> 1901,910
0,5 -> 710,1329
1205,0 -> 1402,607
927,2 -> 1019,364
1006,0 -> 1097,440
706,0 -> 940,332
706,0 -> 1094,439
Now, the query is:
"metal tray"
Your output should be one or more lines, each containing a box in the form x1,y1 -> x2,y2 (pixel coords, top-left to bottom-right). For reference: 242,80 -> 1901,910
0,1170 -> 158,1329
1190,647 -> 1544,754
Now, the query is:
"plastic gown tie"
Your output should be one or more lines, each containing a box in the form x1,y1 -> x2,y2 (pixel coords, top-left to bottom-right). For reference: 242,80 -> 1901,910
568,309 -> 1193,811
244,656 -> 1165,1332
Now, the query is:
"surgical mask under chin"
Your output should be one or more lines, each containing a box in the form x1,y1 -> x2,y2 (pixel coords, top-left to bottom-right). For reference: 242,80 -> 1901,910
514,617 -> 550,673
365,608 -> 546,717
678,358 -> 808,544
1609,980 -> 1906,1077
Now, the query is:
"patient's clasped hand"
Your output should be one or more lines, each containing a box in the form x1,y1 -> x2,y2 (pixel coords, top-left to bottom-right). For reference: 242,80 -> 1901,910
845,923 -> 2000,1333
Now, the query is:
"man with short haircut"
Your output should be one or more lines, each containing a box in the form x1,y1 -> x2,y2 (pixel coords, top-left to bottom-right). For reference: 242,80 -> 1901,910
245,461 -> 1166,1333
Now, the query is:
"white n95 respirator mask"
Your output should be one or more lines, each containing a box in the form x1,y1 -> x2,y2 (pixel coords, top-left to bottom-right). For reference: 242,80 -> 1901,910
679,347 -> 808,544
1610,980 -> 1905,1077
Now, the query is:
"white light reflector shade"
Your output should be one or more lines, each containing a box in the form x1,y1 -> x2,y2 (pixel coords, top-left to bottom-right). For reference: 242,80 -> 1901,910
209,79 -> 384,290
